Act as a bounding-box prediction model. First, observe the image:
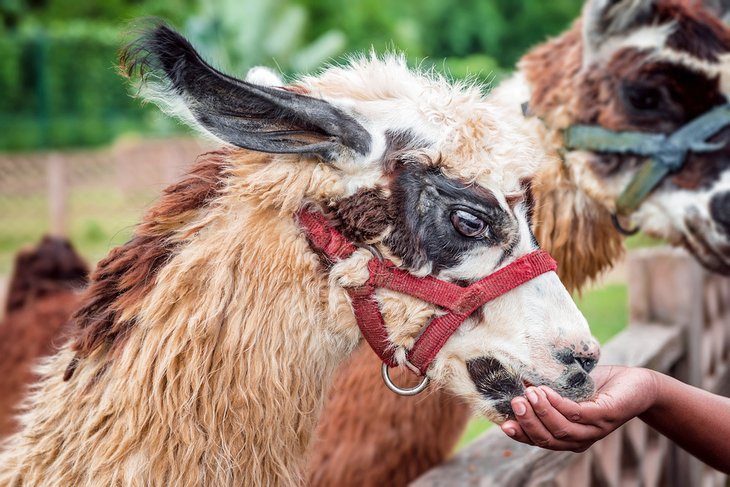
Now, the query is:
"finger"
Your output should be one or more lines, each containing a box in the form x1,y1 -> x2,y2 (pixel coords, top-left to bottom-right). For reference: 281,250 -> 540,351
501,420 -> 532,444
512,393 -> 560,449
537,387 -> 607,440
540,386 -> 606,424
540,386 -> 583,421
526,387 -> 580,440
510,397 -> 593,452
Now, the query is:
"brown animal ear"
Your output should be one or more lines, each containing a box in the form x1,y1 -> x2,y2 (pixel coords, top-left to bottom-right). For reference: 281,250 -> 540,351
121,23 -> 372,161
582,0 -> 656,66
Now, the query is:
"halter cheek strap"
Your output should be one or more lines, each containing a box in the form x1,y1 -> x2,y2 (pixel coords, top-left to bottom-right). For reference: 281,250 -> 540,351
297,206 -> 558,387
564,103 -> 730,216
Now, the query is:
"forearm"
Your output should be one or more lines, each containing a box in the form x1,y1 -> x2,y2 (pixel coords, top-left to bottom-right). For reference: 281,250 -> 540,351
639,370 -> 730,474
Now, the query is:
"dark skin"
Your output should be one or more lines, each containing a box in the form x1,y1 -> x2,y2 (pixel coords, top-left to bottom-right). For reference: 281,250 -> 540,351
501,365 -> 730,474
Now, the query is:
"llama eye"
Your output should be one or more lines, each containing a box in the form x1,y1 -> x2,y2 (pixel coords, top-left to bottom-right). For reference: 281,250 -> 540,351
625,85 -> 663,111
450,210 -> 487,238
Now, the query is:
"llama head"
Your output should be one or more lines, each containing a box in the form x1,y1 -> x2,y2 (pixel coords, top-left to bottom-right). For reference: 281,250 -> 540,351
124,24 -> 599,422
559,0 -> 730,272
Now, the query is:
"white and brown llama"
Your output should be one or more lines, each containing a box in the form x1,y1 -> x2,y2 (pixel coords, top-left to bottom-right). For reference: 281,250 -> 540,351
306,0 -> 730,486
0,25 -> 600,486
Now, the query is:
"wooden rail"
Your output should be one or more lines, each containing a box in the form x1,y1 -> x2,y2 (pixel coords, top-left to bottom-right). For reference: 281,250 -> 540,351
413,248 -> 730,487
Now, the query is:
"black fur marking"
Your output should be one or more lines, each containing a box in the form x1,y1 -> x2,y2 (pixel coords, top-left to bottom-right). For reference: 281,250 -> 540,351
384,163 -> 513,272
121,23 -> 371,159
466,357 -> 522,416
710,190 -> 730,237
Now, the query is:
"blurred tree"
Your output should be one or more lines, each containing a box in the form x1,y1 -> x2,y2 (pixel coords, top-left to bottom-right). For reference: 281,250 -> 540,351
299,0 -> 581,70
185,0 -> 346,77
0,0 -> 197,28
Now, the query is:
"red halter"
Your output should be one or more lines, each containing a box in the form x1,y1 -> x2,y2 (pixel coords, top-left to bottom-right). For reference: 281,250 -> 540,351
297,206 -> 557,376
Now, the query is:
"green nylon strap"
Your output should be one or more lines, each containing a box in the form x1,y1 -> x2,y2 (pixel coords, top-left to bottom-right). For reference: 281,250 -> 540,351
564,103 -> 730,214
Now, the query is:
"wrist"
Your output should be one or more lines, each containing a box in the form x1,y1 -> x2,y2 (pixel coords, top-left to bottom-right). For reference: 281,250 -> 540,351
637,368 -> 664,418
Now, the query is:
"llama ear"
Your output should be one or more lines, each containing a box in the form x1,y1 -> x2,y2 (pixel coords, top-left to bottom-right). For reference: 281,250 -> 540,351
121,24 -> 372,160
582,0 -> 656,66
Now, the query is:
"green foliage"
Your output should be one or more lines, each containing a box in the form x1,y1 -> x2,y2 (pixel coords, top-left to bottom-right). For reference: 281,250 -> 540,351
0,0 -> 585,152
0,21 -> 186,151
184,0 -> 346,76
298,0 -> 582,70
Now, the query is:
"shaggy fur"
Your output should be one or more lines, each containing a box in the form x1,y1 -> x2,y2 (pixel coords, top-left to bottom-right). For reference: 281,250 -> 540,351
305,2 -> 730,486
0,237 -> 88,438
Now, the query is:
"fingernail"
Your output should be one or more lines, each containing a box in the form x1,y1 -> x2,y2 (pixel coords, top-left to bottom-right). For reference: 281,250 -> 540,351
513,400 -> 526,416
526,389 -> 538,405
504,427 -> 516,437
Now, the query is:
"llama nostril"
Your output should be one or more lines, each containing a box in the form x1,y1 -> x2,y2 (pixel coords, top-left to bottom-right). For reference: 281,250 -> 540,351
710,191 -> 730,236
574,356 -> 596,374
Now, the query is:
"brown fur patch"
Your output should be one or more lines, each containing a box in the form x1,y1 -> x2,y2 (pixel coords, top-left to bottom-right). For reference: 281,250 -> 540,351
65,150 -> 230,371
531,164 -> 625,293
0,237 -> 88,437
333,188 -> 396,243
5,236 -> 88,314
0,293 -> 83,437
306,344 -> 471,487
656,1 -> 730,61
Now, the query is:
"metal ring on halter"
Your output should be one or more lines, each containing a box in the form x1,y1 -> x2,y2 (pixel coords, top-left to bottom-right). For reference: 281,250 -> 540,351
361,244 -> 384,261
381,363 -> 430,396
611,213 -> 641,236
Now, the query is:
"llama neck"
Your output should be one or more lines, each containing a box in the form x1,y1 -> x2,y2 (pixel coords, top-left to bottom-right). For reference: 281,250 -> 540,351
117,156 -> 359,485
488,23 -> 625,292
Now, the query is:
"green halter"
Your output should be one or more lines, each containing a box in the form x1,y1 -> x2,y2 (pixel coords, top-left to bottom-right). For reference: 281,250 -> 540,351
564,103 -> 730,225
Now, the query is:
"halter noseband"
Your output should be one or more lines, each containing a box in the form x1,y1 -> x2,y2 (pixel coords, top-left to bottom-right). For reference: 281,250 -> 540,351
297,206 -> 557,395
564,103 -> 730,232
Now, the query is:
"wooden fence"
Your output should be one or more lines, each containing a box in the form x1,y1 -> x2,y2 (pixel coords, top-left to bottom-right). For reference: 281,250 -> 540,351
413,247 -> 730,487
0,137 -> 212,274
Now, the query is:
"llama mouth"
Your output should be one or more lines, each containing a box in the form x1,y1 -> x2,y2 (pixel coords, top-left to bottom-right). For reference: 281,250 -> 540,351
467,356 -> 595,419
466,357 -> 534,418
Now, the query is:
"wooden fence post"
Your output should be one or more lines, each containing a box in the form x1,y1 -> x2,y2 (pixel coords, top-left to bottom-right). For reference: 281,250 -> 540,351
47,153 -> 67,236
628,248 -> 704,487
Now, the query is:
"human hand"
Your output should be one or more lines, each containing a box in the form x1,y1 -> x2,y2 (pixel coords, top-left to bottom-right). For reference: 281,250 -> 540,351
500,365 -> 659,452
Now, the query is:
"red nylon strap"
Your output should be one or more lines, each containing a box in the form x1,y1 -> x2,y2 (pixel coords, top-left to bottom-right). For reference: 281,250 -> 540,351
297,207 -> 357,262
297,207 -> 558,375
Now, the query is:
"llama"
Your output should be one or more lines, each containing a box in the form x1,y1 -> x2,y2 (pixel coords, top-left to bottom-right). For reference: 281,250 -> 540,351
0,236 -> 88,438
0,25 -> 600,486
4,235 -> 87,315
306,1 -> 730,485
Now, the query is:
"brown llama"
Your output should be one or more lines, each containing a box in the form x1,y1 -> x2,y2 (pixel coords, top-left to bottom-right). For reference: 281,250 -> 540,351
4,235 -> 88,315
0,236 -> 88,437
306,0 -> 730,485
0,25 -> 600,486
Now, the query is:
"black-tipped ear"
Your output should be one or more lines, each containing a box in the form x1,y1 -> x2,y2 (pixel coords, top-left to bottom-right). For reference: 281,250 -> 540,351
121,23 -> 371,160
582,0 -> 656,66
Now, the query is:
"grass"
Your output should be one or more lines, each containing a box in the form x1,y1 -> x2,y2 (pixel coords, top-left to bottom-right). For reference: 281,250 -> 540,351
455,282 -> 629,450
0,186 -> 153,274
